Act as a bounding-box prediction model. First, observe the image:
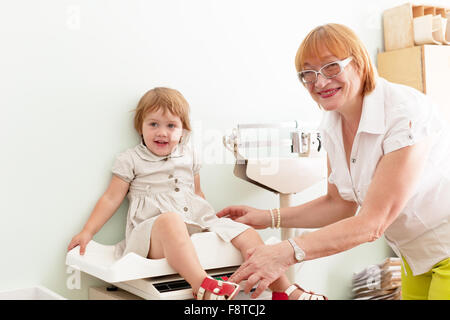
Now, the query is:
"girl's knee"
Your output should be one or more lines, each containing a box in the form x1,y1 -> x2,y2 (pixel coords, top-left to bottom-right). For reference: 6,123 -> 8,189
155,211 -> 181,223
151,212 -> 188,244
154,212 -> 184,229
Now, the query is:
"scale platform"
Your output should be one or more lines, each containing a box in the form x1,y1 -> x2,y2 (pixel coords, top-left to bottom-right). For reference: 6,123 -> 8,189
66,232 -> 271,300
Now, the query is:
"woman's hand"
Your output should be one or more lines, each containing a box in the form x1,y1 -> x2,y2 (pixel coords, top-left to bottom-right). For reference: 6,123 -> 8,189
230,241 -> 296,298
216,205 -> 271,229
67,229 -> 93,255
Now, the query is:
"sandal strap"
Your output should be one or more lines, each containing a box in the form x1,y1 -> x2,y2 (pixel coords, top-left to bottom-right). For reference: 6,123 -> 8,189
286,283 -> 328,300
299,292 -> 313,300
195,276 -> 239,300
285,284 -> 300,296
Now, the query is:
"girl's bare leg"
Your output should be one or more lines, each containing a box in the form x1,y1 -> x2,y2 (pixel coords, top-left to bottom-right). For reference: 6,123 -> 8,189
148,212 -> 207,294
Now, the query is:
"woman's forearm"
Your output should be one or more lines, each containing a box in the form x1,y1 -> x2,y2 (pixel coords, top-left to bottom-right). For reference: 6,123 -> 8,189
291,213 -> 373,261
281,194 -> 358,228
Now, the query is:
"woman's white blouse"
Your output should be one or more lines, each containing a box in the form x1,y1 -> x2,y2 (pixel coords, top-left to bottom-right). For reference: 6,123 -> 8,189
319,77 -> 450,275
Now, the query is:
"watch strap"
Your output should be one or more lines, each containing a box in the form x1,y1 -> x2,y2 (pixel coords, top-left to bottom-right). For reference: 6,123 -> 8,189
288,238 -> 305,262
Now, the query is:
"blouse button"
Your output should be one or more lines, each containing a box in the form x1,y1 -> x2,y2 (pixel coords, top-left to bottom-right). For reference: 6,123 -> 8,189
408,134 -> 414,140
183,207 -> 188,212
351,158 -> 356,163
168,174 -> 173,179
175,187 -> 180,192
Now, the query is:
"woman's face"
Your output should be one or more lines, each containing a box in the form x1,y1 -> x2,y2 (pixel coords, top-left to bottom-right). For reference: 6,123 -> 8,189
302,49 -> 363,113
141,108 -> 183,156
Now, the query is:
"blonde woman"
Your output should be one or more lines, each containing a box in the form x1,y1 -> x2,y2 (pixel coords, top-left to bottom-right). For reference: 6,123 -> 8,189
218,24 -> 450,300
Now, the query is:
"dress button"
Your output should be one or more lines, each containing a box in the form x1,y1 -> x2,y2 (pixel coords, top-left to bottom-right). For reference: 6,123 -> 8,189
184,207 -> 188,212
175,187 -> 180,192
168,174 -> 173,179
174,178 -> 178,183
351,158 -> 356,163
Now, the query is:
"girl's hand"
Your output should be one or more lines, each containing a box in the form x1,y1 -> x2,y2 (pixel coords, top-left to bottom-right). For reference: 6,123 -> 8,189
67,230 -> 93,255
216,205 -> 271,229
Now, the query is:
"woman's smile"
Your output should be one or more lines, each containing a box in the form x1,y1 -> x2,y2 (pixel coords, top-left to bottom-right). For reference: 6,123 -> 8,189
317,87 -> 341,98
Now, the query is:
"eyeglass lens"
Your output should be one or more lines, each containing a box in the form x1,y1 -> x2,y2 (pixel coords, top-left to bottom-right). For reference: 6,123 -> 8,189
300,62 -> 342,83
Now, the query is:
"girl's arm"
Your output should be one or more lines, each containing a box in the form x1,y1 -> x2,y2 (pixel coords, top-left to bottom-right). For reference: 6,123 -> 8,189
194,174 -> 206,199
68,175 -> 130,254
82,175 -> 130,234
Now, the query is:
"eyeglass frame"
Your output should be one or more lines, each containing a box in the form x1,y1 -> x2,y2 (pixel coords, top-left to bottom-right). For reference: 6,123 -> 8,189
297,57 -> 353,85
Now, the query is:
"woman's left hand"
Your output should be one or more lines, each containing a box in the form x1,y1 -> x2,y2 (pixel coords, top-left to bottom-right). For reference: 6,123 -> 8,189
229,241 -> 295,298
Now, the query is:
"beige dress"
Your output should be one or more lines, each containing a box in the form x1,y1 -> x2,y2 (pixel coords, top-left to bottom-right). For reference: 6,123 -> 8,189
113,141 -> 250,258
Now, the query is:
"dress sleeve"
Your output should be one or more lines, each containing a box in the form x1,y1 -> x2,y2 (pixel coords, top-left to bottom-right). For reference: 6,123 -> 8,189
112,151 -> 135,183
383,97 -> 442,155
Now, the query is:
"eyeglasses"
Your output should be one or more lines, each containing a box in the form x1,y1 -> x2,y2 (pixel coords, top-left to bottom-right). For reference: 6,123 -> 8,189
297,57 -> 353,84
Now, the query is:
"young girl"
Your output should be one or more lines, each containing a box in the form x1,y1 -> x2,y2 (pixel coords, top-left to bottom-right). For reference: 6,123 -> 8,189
67,87 -> 315,300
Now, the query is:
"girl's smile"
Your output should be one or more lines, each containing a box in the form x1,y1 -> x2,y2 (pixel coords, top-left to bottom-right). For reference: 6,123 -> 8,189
142,109 -> 183,157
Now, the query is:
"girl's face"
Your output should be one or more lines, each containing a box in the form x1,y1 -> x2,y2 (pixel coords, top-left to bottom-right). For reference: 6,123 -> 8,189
141,108 -> 183,157
303,49 -> 363,113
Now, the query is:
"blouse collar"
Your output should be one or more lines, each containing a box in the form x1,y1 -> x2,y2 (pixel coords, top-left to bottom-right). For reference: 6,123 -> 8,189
319,76 -> 385,137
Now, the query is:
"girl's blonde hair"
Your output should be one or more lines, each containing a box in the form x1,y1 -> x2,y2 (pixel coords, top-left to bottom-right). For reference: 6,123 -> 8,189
295,23 -> 376,96
134,87 -> 191,135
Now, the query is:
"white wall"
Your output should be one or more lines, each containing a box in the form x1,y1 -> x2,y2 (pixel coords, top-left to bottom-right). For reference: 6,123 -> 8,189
1,0 -> 447,300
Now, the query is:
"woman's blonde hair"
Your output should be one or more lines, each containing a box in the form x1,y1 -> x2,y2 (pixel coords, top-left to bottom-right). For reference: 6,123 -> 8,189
295,23 -> 376,96
134,87 -> 191,135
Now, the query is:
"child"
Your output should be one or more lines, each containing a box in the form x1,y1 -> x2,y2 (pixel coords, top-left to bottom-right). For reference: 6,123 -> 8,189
67,87 -> 318,300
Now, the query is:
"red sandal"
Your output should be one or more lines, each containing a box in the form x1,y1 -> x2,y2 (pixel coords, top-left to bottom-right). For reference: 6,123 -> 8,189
272,284 -> 328,300
194,276 -> 240,300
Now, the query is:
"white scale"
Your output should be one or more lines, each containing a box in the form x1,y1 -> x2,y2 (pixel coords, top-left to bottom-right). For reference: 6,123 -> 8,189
66,121 -> 326,299
66,232 -> 275,300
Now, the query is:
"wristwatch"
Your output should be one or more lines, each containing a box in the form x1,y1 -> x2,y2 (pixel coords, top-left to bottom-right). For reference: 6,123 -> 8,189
288,238 -> 306,263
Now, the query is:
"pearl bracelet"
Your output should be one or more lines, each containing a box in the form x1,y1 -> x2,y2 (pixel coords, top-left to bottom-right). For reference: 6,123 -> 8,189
275,208 -> 281,229
269,208 -> 281,229
269,209 -> 275,229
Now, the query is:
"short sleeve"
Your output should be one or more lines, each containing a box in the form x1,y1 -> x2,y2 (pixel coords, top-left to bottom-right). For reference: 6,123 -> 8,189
383,97 -> 442,155
192,146 -> 202,175
112,151 -> 135,183
327,171 -> 336,185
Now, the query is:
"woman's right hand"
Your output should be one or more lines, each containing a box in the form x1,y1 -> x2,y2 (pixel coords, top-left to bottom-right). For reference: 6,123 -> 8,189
216,205 -> 271,229
67,230 -> 93,255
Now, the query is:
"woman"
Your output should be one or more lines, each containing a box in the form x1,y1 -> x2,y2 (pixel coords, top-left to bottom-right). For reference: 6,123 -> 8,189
217,24 -> 450,300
